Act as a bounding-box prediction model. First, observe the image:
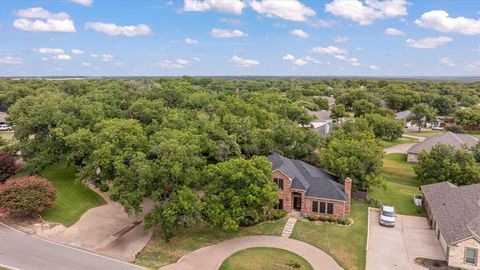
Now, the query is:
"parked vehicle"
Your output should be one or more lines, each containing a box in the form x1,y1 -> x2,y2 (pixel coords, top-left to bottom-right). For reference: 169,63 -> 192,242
0,124 -> 12,131
379,205 -> 396,227
431,125 -> 444,131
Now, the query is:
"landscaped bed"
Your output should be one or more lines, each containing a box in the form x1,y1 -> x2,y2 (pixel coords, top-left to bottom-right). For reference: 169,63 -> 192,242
219,247 -> 313,270
369,153 -> 425,216
290,202 -> 368,270
135,218 -> 287,269
15,164 -> 105,227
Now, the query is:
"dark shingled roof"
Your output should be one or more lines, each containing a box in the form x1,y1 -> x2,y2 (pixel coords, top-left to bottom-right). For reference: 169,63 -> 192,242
422,182 -> 480,245
407,131 -> 478,154
268,153 -> 348,201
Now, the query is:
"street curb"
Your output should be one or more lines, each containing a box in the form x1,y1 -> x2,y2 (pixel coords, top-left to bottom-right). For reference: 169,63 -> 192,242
0,221 -> 146,270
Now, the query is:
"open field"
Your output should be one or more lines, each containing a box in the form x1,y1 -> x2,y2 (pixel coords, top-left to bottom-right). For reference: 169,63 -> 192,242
219,247 -> 313,270
369,153 -> 425,216
290,202 -> 368,270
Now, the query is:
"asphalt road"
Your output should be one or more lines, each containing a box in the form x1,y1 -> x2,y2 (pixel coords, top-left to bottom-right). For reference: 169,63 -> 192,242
0,223 -> 145,270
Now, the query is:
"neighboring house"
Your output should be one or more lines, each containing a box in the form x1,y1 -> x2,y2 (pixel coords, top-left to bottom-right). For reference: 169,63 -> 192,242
406,131 -> 478,163
395,110 -> 411,121
422,182 -> 480,270
321,96 -> 336,106
305,110 -> 334,136
0,112 -> 7,125
268,153 -> 352,218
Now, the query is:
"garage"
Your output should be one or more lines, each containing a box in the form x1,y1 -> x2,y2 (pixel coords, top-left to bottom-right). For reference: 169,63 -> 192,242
366,209 -> 444,270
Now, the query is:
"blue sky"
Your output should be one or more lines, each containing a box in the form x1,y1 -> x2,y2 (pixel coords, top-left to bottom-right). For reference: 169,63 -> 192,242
1,0 -> 480,76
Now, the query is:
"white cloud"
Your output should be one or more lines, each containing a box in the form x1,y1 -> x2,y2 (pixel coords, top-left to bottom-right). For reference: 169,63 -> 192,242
155,59 -> 191,69
184,0 -> 246,14
415,10 -> 480,35
13,7 -> 76,32
229,55 -> 260,67
384,27 -> 405,36
283,54 -> 295,61
439,57 -> 455,67
90,54 -> 98,58
85,22 -> 152,36
0,56 -> 22,65
71,49 -> 85,55
369,64 -> 380,70
282,54 -> 309,66
185,38 -> 199,45
211,28 -> 247,38
34,47 -> 65,55
100,54 -> 114,62
289,29 -> 309,39
325,0 -> 407,25
82,62 -> 91,66
334,36 -> 349,43
311,46 -> 347,55
406,36 -> 453,49
54,54 -> 72,61
465,61 -> 480,72
71,0 -> 93,6
250,0 -> 316,22
335,55 -> 360,66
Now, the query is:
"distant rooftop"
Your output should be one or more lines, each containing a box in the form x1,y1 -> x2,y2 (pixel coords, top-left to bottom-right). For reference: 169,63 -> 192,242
407,131 -> 478,154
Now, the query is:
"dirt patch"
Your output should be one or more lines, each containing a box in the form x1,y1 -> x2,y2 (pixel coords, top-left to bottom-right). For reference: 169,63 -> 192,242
0,215 -> 65,236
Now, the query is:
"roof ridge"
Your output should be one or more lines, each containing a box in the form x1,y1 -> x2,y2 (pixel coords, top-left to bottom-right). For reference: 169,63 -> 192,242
447,131 -> 464,144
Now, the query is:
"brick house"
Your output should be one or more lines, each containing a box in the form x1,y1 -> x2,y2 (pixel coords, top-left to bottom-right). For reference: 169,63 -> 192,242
422,182 -> 480,269
268,153 -> 352,218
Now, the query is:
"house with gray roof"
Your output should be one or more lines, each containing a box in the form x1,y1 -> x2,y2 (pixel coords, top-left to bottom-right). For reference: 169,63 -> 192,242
407,131 -> 478,163
268,153 -> 352,217
422,181 -> 480,269
395,110 -> 411,120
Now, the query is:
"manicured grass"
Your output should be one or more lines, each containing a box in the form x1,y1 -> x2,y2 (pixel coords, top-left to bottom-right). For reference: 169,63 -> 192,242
404,129 -> 444,138
0,131 -> 15,145
37,164 -> 105,227
135,218 -> 287,269
290,202 -> 368,270
381,137 -> 417,148
369,153 -> 425,216
219,247 -> 313,270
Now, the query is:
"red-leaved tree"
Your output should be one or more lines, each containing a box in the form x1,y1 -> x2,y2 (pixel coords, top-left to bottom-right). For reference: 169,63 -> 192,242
0,152 -> 18,183
0,176 -> 56,216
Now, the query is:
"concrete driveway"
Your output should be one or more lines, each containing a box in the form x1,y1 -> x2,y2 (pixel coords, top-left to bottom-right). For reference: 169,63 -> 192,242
366,209 -> 444,270
160,235 -> 342,270
384,143 -> 416,154
46,186 -> 154,262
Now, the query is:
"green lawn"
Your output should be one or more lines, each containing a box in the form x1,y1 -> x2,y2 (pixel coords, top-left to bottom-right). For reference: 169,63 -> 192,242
290,202 -> 368,270
0,131 -> 15,145
32,164 -> 105,227
369,153 -> 425,216
381,137 -> 417,148
135,218 -> 287,269
404,129 -> 444,138
219,247 -> 313,270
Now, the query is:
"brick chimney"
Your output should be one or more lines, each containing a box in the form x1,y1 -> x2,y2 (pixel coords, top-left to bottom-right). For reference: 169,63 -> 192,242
344,178 -> 352,215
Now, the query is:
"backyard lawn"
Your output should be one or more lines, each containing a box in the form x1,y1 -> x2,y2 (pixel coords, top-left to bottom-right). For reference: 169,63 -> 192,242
219,247 -> 313,270
369,153 -> 425,216
290,202 -> 368,270
0,132 -> 15,145
404,129 -> 444,138
135,218 -> 287,269
16,164 -> 106,227
381,137 -> 417,148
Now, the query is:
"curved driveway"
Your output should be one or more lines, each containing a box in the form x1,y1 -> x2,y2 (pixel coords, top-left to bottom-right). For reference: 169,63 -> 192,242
0,223 -> 144,270
160,235 -> 343,270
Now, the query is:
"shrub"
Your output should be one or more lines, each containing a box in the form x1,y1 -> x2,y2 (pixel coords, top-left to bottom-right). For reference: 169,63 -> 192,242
446,124 -> 464,134
327,215 -> 336,223
367,197 -> 382,208
0,176 -> 56,216
272,209 -> 287,220
0,152 -> 18,183
307,214 -> 318,221
287,260 -> 301,269
99,183 -> 109,192
318,215 -> 329,222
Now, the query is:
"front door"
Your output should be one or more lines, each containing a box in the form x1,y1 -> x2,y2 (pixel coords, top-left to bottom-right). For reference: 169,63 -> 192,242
293,196 -> 301,211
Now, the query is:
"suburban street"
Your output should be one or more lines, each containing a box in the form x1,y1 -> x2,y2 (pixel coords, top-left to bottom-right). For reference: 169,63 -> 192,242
0,223 -> 145,270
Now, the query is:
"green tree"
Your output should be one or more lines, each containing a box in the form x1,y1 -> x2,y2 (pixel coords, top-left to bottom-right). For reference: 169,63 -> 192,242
364,114 -> 404,141
352,99 -> 376,117
414,144 -> 480,186
331,104 -> 346,121
407,103 -> 437,132
202,156 -> 277,231
454,107 -> 480,132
